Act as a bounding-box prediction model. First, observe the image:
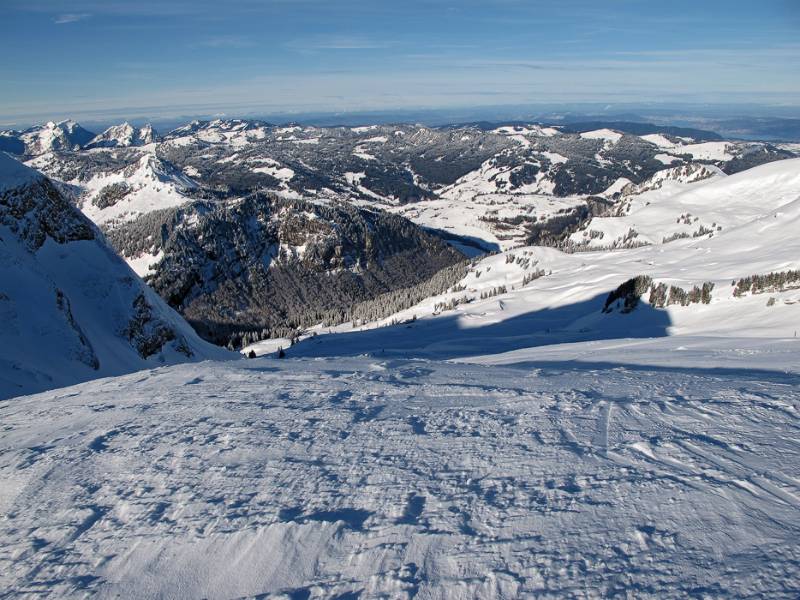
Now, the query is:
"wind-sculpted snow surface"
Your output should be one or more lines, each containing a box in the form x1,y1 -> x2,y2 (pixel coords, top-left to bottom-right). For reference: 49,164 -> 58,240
1,350 -> 799,598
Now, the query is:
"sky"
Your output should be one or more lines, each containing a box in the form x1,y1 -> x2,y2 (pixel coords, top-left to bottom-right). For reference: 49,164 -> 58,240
2,0 -> 800,126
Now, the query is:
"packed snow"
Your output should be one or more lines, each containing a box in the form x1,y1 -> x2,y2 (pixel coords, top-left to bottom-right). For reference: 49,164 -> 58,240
2,336 -> 799,598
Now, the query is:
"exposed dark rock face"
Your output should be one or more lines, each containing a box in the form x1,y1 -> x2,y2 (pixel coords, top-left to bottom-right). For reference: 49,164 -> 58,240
55,288 -> 100,369
0,175 -> 95,251
0,152 -> 225,398
123,293 -> 192,359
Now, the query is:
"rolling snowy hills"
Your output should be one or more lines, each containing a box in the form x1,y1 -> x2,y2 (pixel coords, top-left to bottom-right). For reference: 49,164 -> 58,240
240,158 -> 800,361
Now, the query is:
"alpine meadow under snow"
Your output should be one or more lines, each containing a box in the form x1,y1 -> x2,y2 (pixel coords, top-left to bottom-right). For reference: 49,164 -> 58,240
1,111 -> 799,599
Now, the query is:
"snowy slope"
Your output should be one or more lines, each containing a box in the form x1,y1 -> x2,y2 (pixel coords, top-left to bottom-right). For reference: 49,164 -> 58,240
580,127 -> 623,144
571,158 -> 799,249
1,345 -> 798,598
0,153 -> 232,399
76,154 -> 197,226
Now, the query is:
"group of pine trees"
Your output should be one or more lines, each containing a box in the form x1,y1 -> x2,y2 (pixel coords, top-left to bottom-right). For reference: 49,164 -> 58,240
603,276 -> 716,313
648,281 -> 714,308
231,259 -> 471,349
732,270 -> 800,297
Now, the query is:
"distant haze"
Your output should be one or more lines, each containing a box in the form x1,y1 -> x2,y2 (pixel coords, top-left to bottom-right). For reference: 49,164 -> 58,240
2,0 -> 800,125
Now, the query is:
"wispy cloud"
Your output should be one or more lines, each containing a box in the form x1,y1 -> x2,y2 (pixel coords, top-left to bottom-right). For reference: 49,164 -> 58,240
193,35 -> 256,49
286,35 -> 394,51
54,13 -> 90,24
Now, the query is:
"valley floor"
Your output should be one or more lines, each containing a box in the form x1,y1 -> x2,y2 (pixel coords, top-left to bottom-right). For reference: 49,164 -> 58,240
2,336 -> 799,598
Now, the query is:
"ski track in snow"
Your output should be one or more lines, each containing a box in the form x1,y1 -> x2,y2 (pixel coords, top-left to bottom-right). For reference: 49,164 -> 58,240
1,356 -> 799,598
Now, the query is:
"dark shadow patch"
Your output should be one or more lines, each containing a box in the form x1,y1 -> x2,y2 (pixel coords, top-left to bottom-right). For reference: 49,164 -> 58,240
408,416 -> 426,435
351,404 -> 384,423
88,430 -> 118,452
397,494 -> 426,525
292,292 -> 672,362
281,507 -> 373,531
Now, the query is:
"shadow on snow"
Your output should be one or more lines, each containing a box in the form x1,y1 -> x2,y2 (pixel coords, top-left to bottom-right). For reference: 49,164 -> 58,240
290,292 -> 672,361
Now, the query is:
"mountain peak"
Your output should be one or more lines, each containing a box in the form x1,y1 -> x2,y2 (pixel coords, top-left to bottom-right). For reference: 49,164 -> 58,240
86,122 -> 158,148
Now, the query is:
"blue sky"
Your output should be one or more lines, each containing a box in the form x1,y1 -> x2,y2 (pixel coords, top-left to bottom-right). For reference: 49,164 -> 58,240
2,0 -> 799,125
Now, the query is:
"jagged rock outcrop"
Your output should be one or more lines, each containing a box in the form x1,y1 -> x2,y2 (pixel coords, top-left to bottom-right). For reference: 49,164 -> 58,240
86,122 -> 158,148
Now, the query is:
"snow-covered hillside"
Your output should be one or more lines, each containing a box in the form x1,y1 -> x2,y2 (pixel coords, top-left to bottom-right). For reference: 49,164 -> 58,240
242,158 -> 800,359
76,154 -> 198,227
570,159 -> 800,250
0,153 -> 232,399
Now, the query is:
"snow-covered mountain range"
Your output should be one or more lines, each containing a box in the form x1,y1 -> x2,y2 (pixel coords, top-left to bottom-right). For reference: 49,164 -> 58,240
3,118 -> 795,348
1,117 -> 798,349
9,118 -> 794,248
0,120 -> 95,156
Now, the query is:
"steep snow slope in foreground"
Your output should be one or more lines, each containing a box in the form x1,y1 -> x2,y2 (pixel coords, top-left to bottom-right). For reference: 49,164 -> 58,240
0,153 -> 232,399
1,343 -> 799,598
